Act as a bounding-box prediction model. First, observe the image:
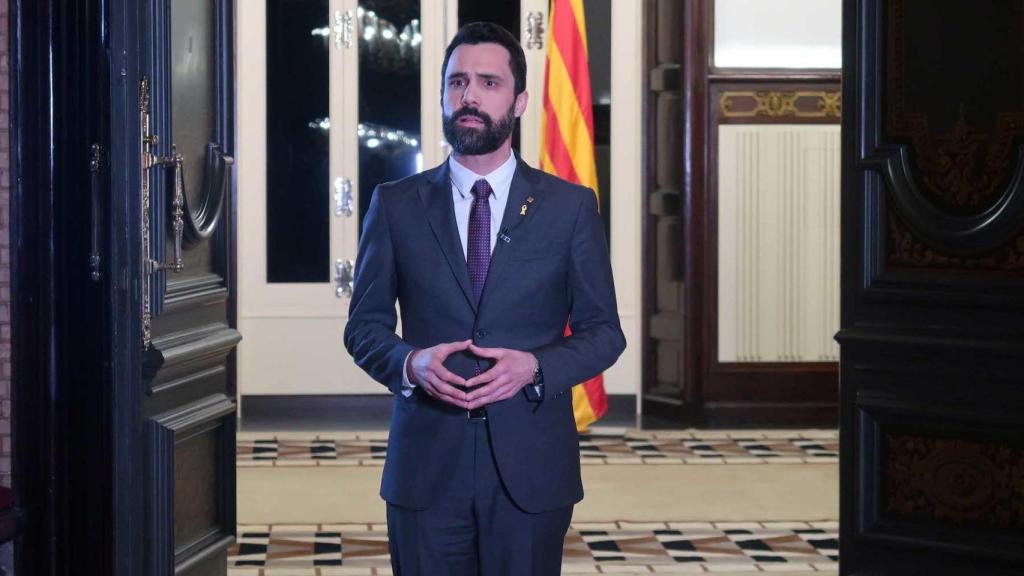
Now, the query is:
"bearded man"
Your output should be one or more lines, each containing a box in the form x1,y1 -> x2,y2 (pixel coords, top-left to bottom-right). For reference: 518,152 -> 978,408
345,22 -> 625,576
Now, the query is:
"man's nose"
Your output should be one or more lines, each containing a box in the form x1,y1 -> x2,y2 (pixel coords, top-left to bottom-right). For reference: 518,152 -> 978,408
460,82 -> 480,107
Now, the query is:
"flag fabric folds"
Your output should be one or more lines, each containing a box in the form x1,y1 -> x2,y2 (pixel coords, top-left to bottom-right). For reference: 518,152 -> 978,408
540,0 -> 608,432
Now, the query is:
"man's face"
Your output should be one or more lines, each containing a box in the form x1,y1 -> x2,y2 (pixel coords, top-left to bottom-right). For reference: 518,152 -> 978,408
442,42 -> 527,155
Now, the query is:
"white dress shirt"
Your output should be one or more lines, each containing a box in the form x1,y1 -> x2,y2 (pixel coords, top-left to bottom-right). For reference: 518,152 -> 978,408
449,150 -> 517,257
401,152 -> 517,394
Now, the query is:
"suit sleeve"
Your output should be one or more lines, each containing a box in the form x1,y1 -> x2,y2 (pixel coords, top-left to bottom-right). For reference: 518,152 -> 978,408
344,187 -> 414,394
531,189 -> 626,398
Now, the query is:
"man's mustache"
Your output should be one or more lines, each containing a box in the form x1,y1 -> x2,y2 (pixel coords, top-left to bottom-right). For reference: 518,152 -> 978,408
452,108 -> 493,125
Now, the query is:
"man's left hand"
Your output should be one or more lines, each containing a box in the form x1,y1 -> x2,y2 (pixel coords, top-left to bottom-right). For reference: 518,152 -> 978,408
463,344 -> 537,410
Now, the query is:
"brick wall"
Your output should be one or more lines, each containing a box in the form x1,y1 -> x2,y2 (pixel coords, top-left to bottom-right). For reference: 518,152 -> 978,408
0,0 -> 11,488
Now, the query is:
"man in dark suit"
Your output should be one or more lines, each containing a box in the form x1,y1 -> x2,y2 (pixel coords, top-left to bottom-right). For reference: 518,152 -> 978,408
345,22 -> 625,575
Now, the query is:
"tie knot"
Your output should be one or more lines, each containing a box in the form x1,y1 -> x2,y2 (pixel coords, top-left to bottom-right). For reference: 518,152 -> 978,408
471,179 -> 492,201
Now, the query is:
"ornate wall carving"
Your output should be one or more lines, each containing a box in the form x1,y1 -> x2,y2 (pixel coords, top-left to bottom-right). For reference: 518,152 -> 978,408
884,432 -> 1024,529
888,214 -> 1024,271
883,0 -> 1024,270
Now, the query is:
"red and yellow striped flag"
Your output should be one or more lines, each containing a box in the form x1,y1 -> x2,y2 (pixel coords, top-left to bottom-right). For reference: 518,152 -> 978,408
540,0 -> 608,432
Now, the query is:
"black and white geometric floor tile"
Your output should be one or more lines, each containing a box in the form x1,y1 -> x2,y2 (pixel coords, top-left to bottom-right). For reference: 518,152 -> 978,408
227,521 -> 839,574
237,431 -> 839,468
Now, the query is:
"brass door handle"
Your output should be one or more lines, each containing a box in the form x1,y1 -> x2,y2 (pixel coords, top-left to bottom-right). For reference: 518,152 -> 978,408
139,77 -> 233,347
145,146 -> 185,275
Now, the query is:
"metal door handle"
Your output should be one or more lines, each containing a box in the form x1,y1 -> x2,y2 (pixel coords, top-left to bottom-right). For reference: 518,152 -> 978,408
140,77 -> 186,347
142,148 -> 185,277
90,144 -> 103,281
335,259 -> 354,298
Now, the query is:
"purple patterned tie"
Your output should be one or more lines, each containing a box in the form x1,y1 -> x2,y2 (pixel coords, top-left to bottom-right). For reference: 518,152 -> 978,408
467,179 -> 492,304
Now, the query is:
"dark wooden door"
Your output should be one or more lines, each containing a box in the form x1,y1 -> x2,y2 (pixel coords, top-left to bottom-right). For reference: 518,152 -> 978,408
118,0 -> 240,573
839,0 -> 1024,573
642,0 -> 692,423
12,0 -> 239,573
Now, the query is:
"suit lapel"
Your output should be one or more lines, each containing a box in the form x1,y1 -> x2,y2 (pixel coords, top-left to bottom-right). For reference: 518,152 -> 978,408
479,160 -> 544,307
418,163 -> 477,313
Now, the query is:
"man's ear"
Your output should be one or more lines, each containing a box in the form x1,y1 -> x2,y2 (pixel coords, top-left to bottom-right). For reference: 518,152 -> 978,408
514,90 -> 529,118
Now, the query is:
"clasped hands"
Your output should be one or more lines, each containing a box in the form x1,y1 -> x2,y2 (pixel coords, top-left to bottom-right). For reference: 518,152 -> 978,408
405,339 -> 537,410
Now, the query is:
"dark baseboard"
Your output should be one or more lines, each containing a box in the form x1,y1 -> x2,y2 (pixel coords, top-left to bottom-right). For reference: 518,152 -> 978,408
683,402 -> 838,429
240,395 -> 394,431
240,394 -> 640,432
239,394 -> 836,431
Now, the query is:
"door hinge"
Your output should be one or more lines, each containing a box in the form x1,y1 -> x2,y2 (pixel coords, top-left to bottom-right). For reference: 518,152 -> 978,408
335,259 -> 354,298
335,10 -> 354,50
335,177 -> 353,217
525,12 -> 545,50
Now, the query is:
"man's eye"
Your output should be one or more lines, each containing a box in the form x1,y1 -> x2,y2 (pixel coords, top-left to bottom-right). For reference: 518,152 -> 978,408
450,79 -> 464,87
486,80 -> 496,87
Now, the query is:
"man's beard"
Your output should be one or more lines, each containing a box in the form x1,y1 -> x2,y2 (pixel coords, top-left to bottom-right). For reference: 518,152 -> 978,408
442,103 -> 517,155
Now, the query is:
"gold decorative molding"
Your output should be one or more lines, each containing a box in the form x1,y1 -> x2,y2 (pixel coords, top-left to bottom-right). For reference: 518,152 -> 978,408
818,92 -> 842,118
719,91 -> 842,119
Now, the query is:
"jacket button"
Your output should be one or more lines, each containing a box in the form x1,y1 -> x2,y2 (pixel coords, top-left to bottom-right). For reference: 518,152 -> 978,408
475,329 -> 487,340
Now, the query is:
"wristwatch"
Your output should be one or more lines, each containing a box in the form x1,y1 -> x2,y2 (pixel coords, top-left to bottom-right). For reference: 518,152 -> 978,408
532,360 -> 544,386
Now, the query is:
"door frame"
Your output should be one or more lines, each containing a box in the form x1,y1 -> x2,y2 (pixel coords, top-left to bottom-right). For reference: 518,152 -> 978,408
11,0 -> 141,573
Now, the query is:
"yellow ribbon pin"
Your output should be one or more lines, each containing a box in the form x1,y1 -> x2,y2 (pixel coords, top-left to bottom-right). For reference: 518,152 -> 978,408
520,204 -> 528,216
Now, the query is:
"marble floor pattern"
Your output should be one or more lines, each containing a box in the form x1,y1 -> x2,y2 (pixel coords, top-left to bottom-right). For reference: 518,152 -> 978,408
231,429 -> 840,575
236,430 -> 839,468
228,521 -> 838,575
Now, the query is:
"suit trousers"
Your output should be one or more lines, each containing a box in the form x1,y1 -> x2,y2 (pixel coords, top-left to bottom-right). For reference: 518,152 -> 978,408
386,419 -> 573,576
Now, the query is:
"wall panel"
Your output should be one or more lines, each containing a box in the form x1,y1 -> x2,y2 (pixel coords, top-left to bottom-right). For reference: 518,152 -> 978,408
717,125 -> 839,363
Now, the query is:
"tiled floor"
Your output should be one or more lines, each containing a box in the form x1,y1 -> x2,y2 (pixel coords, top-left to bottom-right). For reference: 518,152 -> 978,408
236,430 -> 839,468
227,521 -> 839,574
233,429 -> 840,574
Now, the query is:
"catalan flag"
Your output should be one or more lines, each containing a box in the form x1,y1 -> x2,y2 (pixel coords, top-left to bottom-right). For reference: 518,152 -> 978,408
540,0 -> 608,432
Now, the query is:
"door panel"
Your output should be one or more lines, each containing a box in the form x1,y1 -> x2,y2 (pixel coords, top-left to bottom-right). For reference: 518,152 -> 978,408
839,0 -> 1024,573
642,0 -> 690,420
238,0 -> 642,400
239,0 -> 442,396
141,0 -> 240,573
238,0 -> 381,396
242,318 -> 369,394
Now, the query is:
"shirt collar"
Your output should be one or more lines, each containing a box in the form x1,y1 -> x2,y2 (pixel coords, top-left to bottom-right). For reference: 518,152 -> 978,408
448,150 -> 517,201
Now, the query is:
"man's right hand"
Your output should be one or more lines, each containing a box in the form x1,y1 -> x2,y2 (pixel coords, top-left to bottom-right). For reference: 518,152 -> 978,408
406,340 -> 472,408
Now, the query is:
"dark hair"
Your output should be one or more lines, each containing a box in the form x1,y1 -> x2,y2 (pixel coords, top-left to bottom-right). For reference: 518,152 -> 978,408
441,22 -> 527,97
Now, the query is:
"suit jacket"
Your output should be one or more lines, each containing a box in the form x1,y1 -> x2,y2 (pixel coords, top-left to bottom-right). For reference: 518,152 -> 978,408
344,157 -> 626,513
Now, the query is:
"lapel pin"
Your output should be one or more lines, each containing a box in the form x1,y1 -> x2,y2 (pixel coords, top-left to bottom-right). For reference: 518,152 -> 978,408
520,204 -> 528,216
527,196 -> 534,203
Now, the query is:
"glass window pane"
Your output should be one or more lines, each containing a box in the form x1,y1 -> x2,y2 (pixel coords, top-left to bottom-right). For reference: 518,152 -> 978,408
357,2 -> 423,230
714,0 -> 841,69
266,0 -> 331,283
